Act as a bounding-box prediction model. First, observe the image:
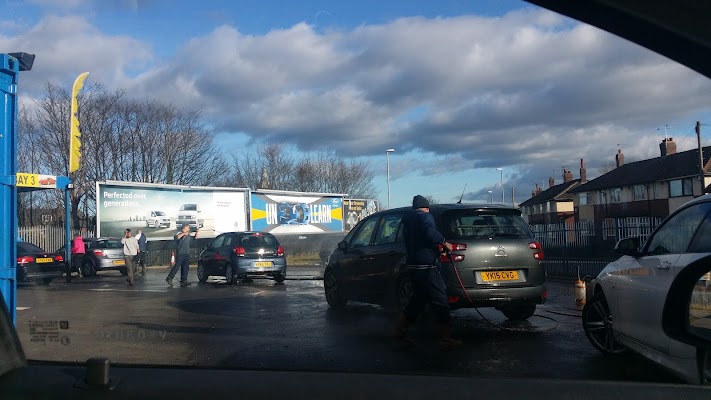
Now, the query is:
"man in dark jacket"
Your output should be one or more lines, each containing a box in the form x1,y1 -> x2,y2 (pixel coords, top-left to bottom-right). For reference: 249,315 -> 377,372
136,229 -> 147,275
392,195 -> 462,349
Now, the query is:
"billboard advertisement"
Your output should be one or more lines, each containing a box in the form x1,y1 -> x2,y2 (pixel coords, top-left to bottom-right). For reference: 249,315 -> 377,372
343,199 -> 379,231
250,191 -> 343,234
97,181 -> 249,240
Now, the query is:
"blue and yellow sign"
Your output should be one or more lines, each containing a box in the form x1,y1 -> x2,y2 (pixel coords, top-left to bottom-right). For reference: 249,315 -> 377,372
251,192 -> 343,233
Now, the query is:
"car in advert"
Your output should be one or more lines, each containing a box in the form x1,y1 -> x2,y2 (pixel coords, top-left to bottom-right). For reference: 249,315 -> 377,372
582,195 -> 711,384
323,204 -> 546,320
16,242 -> 64,285
277,202 -> 310,225
146,210 -> 171,228
59,237 -> 128,277
197,231 -> 287,284
176,203 -> 204,230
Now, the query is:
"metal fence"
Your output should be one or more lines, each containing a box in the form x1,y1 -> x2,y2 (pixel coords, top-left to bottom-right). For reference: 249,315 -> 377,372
530,216 -> 662,278
17,226 -> 95,252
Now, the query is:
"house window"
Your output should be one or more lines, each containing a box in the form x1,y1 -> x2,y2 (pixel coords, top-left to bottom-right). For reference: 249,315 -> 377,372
654,182 -> 663,199
633,185 -> 647,201
599,191 -> 607,204
579,192 -> 592,205
609,188 -> 622,203
669,178 -> 693,197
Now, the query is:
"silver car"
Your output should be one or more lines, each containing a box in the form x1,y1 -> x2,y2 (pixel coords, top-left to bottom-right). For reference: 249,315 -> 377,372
583,195 -> 711,384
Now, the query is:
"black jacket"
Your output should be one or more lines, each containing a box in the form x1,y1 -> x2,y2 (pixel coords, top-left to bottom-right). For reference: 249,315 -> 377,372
402,209 -> 445,266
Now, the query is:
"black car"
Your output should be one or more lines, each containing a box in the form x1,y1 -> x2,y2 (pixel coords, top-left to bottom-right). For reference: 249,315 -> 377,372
59,237 -> 128,277
16,242 -> 64,285
324,204 -> 547,320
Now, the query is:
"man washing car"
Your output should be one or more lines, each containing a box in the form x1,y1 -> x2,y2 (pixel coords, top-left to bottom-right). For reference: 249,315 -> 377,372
392,195 -> 462,349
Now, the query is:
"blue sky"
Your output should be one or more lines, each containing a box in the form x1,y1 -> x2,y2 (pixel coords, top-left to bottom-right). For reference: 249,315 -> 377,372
4,0 -> 711,208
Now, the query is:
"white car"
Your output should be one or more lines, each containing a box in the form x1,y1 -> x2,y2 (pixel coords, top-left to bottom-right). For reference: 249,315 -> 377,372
583,195 -> 711,384
146,210 -> 171,228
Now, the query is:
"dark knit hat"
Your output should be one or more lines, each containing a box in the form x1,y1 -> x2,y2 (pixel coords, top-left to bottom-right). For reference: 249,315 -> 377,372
412,195 -> 430,209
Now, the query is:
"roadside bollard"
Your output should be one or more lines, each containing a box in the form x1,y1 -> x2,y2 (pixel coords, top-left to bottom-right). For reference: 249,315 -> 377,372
575,265 -> 586,304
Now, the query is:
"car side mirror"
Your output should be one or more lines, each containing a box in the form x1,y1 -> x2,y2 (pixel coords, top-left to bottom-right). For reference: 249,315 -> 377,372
337,241 -> 348,251
662,257 -> 711,384
614,237 -> 641,257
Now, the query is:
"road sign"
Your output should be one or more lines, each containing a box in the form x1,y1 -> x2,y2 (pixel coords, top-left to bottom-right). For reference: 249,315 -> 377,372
16,173 -> 58,189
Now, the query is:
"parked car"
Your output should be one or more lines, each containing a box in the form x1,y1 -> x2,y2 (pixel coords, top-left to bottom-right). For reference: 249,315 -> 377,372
582,195 -> 711,384
176,203 -> 203,230
323,204 -> 547,320
16,242 -> 64,285
197,231 -> 286,284
58,237 -> 128,277
146,210 -> 171,228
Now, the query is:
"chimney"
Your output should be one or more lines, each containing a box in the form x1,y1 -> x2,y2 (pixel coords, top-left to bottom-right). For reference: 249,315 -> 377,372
580,159 -> 587,183
615,149 -> 625,168
536,186 -> 543,196
532,184 -> 537,198
549,177 -> 554,188
660,137 -> 677,157
563,169 -> 573,183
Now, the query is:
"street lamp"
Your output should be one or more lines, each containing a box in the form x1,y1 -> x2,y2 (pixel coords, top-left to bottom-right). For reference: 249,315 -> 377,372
497,168 -> 504,203
386,149 -> 395,209
487,190 -> 493,204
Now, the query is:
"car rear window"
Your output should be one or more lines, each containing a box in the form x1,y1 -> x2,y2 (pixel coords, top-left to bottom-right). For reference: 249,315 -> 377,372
18,242 -> 44,254
96,240 -> 122,249
239,234 -> 279,249
442,210 -> 533,240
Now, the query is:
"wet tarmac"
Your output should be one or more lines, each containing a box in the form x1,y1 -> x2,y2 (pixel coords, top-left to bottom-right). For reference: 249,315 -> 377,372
14,266 -> 683,384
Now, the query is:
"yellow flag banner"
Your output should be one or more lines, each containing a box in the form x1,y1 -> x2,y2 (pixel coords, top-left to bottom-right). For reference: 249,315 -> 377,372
69,72 -> 89,173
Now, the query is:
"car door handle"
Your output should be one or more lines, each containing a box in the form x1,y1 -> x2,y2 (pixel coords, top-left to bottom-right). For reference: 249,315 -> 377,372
657,261 -> 672,270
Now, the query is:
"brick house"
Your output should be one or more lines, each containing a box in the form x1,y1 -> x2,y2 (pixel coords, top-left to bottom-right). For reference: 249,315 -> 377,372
519,160 -> 587,225
568,138 -> 711,224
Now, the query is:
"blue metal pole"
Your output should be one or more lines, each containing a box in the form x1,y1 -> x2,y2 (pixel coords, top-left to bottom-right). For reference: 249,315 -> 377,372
65,187 -> 72,282
0,54 -> 19,325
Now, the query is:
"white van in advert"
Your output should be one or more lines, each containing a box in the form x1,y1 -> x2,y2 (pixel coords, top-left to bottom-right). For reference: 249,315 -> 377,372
146,210 -> 171,228
176,203 -> 204,230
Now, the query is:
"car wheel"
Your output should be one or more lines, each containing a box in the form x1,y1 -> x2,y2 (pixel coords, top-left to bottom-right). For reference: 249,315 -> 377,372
324,270 -> 347,308
500,304 -> 537,321
582,292 -> 628,355
225,264 -> 235,285
82,260 -> 97,277
274,272 -> 285,283
197,263 -> 209,283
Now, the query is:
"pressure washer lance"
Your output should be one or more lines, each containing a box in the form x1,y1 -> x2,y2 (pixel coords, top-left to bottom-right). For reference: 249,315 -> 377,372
575,265 -> 586,305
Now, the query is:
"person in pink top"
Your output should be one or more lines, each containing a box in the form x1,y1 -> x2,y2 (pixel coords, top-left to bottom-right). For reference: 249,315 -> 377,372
71,235 -> 86,279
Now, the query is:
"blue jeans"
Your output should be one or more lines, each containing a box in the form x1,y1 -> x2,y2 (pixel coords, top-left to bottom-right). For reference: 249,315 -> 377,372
167,254 -> 190,283
404,267 -> 451,324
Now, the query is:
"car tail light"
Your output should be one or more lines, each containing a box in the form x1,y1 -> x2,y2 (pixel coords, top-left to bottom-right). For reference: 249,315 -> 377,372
277,245 -> 284,257
93,250 -> 105,257
17,256 -> 34,264
439,243 -> 466,263
448,295 -> 460,304
529,241 -> 544,260
234,246 -> 246,256
55,255 -> 64,262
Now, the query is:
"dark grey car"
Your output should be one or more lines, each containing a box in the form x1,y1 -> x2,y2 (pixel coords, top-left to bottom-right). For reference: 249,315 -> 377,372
323,204 -> 547,321
197,232 -> 287,284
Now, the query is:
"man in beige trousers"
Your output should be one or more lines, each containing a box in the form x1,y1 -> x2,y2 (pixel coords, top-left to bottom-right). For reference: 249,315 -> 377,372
121,229 -> 140,286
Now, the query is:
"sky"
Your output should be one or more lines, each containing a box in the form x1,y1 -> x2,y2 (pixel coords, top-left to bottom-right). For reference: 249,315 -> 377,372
4,0 -> 711,208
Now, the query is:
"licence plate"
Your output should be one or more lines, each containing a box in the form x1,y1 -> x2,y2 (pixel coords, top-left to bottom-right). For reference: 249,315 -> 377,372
254,261 -> 273,267
113,260 -> 126,266
36,258 -> 53,263
481,270 -> 519,281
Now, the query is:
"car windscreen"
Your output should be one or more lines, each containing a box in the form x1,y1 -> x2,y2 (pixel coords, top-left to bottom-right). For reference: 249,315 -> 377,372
181,205 -> 197,211
155,211 -> 166,216
239,235 -> 279,249
442,210 -> 533,240
17,242 -> 45,254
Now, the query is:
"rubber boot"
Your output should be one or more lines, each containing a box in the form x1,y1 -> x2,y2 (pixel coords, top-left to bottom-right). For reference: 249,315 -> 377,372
392,314 -> 415,345
438,324 -> 463,349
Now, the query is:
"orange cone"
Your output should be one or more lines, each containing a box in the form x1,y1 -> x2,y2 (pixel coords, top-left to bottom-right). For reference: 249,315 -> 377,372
170,250 -> 175,267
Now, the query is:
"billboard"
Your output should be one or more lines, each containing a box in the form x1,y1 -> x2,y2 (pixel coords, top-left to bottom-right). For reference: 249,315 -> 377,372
97,181 -> 249,240
250,191 -> 343,234
343,199 -> 379,231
